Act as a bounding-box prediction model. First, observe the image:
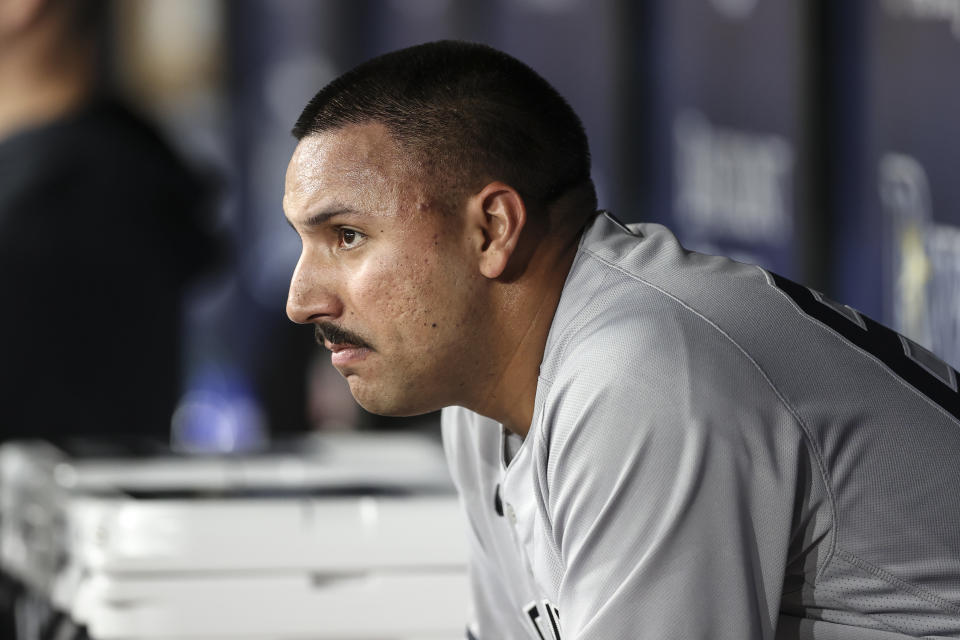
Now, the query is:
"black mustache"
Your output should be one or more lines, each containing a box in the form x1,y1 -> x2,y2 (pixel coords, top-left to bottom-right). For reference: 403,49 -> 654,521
314,323 -> 372,350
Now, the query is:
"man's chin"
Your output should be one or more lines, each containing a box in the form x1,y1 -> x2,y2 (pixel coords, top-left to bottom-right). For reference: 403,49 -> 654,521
346,379 -> 438,418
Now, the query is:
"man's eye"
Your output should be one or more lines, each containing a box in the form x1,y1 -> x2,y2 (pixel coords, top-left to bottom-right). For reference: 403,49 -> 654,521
337,228 -> 365,249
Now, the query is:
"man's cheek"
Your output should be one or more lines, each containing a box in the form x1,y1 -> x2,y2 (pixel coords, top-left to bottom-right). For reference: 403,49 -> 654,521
354,274 -> 416,331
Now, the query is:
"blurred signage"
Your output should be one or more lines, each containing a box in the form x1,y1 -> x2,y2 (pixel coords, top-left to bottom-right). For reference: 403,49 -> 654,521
866,2 -> 960,367
708,0 -> 759,20
646,0 -> 807,278
673,109 -> 794,247
881,0 -> 960,38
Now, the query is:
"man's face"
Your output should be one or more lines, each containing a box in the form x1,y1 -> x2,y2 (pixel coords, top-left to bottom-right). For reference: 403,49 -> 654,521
283,122 -> 488,416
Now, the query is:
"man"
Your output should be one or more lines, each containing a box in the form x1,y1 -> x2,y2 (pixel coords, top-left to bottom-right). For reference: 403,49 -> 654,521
284,41 -> 960,639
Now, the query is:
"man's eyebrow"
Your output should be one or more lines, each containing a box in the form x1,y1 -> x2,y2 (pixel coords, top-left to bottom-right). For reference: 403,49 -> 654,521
305,206 -> 359,227
288,205 -> 359,231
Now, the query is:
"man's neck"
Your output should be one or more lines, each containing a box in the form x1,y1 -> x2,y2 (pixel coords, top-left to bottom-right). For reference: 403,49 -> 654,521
471,228 -> 583,438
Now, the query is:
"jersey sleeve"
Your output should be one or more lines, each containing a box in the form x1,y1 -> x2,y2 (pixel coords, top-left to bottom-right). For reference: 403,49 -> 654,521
538,319 -> 809,639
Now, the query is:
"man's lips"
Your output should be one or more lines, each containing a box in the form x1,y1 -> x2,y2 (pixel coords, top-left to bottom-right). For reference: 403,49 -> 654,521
324,340 -> 371,366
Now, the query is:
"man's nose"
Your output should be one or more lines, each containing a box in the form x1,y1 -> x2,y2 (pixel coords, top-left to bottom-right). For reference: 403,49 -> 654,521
286,256 -> 341,324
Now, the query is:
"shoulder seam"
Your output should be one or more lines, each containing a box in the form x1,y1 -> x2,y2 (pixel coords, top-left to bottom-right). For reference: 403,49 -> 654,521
577,249 -> 839,581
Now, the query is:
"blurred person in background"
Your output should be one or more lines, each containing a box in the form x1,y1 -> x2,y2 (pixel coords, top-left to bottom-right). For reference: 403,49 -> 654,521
0,0 -> 217,444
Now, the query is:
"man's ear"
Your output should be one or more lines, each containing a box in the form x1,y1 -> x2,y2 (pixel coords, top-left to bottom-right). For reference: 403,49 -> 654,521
466,182 -> 527,279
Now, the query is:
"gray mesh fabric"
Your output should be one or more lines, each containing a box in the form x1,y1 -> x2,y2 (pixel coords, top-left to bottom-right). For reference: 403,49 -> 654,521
443,212 -> 960,639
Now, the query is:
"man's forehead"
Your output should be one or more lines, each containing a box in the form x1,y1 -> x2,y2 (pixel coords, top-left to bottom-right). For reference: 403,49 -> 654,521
284,122 -> 406,214
293,122 -> 400,180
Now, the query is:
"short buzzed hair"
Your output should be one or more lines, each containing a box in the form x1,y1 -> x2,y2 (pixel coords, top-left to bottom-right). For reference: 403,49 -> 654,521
293,40 -> 596,215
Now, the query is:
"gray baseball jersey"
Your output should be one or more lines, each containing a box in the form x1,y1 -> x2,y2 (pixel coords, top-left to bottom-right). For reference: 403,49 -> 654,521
442,212 -> 960,640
